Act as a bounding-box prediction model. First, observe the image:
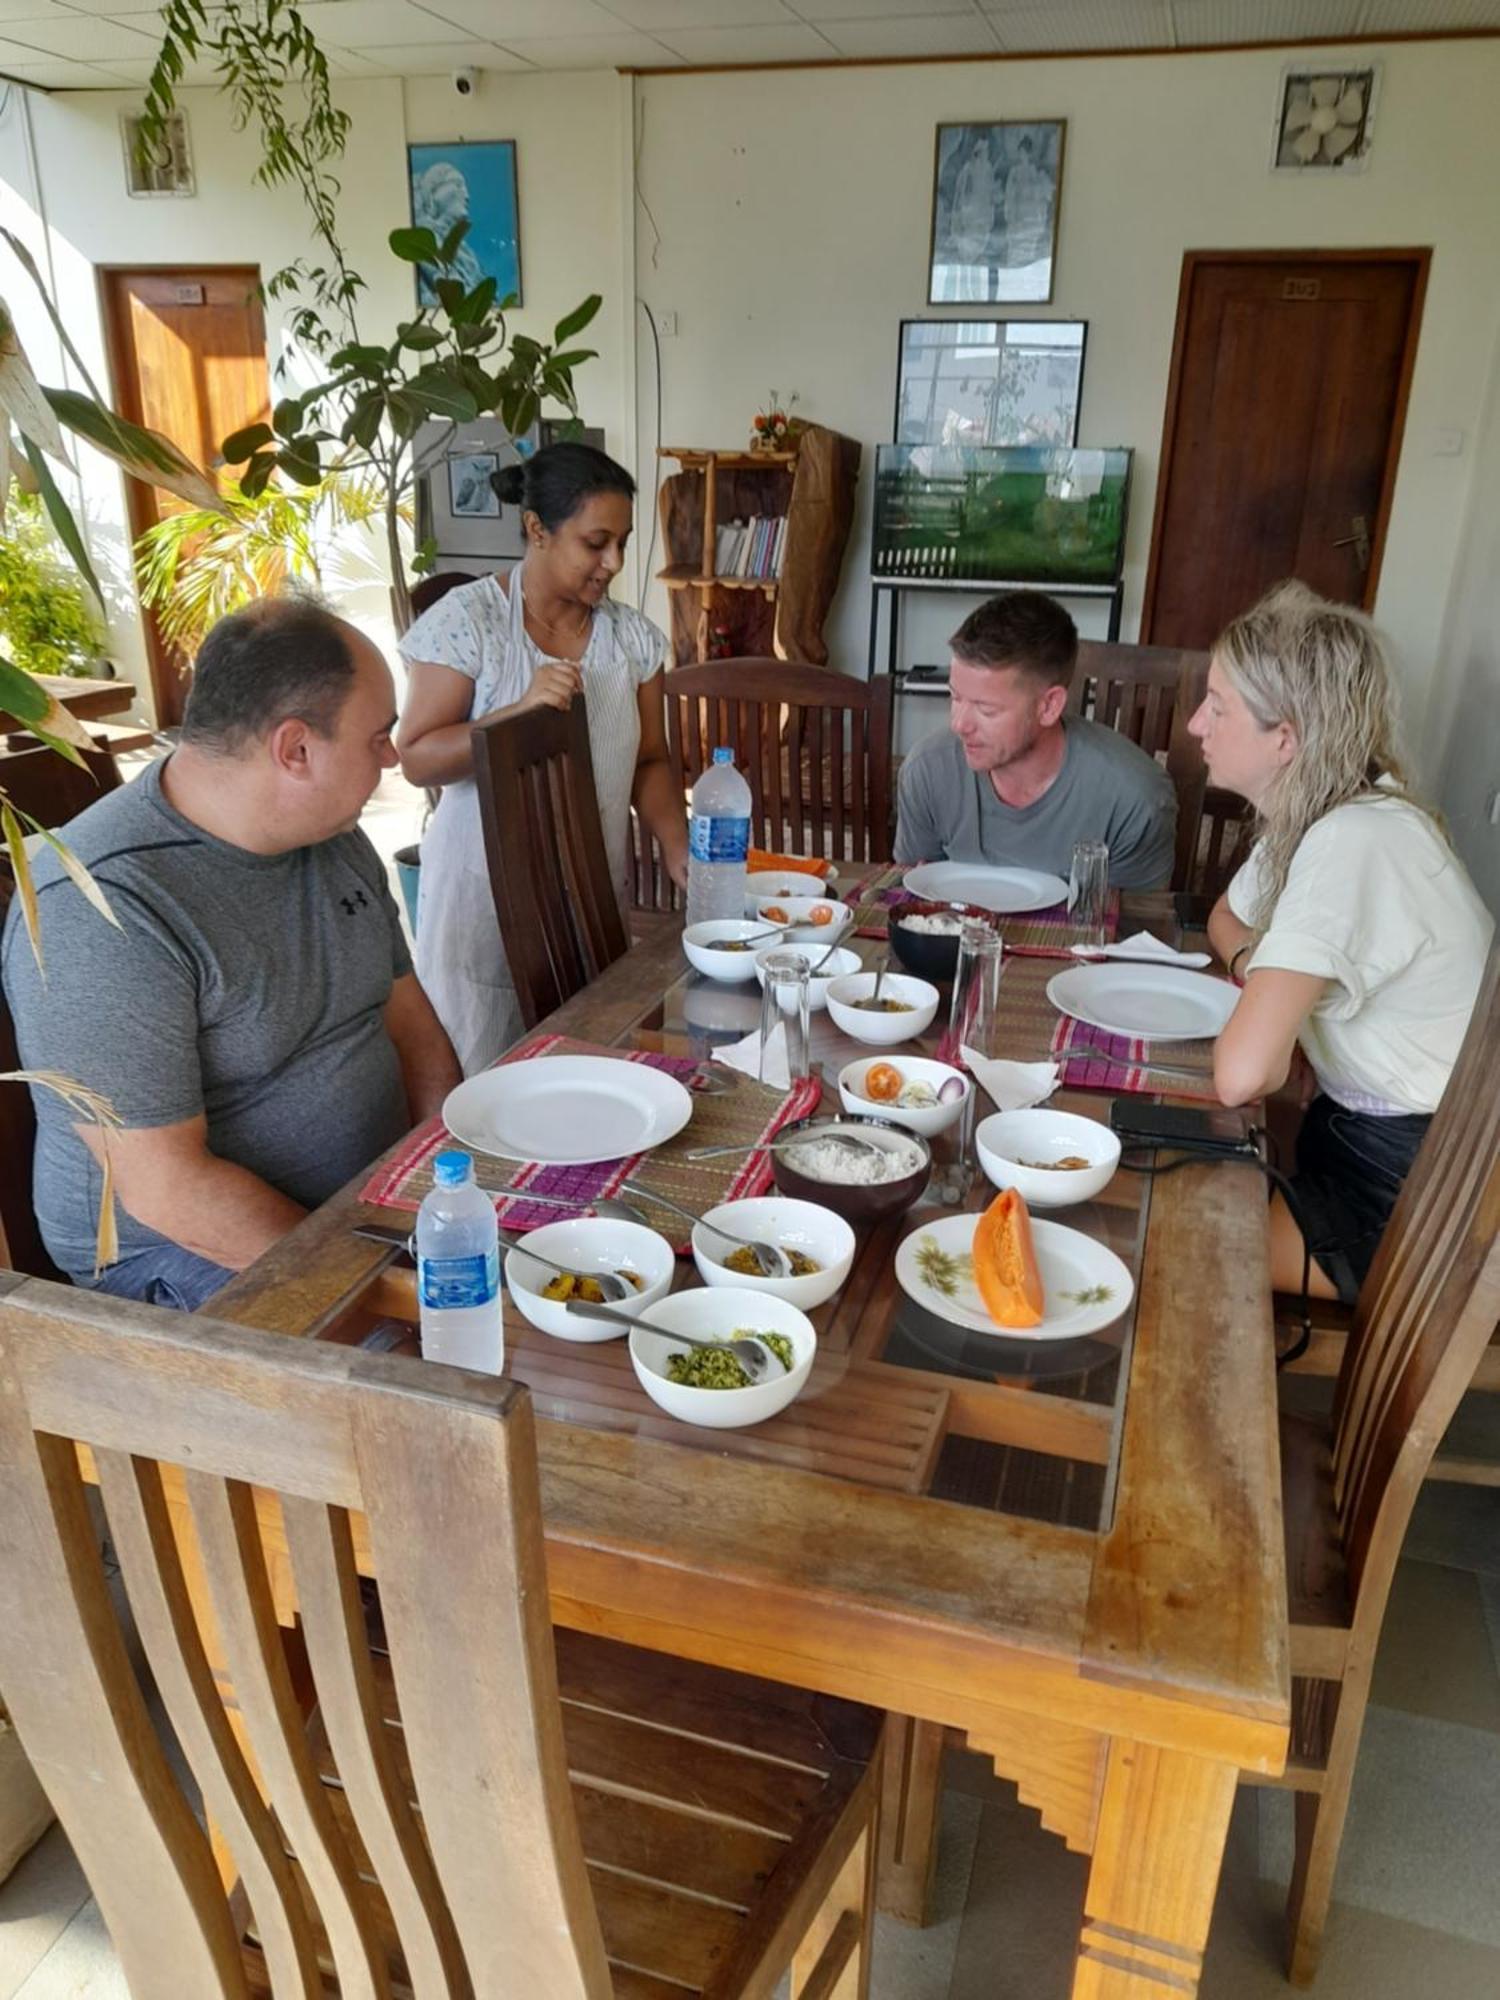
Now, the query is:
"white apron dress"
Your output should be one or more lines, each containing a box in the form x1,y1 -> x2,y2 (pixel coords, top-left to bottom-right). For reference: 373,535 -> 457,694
398,567 -> 668,1073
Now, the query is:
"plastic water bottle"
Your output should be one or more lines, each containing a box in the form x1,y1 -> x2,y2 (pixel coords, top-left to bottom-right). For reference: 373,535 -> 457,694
416,1150 -> 503,1373
686,747 -> 752,926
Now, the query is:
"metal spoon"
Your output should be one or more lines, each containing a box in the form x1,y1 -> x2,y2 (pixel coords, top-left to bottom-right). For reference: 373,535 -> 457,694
614,1182 -> 794,1280
498,1235 -> 633,1303
564,1299 -> 786,1379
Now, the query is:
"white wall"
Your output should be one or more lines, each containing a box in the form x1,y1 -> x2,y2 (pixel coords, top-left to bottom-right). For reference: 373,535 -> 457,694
632,40 -> 1500,760
1428,322 -> 1500,914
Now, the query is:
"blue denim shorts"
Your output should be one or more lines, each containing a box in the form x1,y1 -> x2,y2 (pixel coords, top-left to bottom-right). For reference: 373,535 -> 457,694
74,1243 -> 235,1314
1284,1094 -> 1430,1305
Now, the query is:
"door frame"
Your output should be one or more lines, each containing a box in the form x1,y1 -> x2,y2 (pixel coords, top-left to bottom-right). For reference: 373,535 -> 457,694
1139,246 -> 1431,642
97,262 -> 266,728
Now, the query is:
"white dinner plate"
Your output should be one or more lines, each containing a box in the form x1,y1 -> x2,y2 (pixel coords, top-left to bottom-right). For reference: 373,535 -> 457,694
901,862 -> 1070,914
894,1212 -> 1134,1341
1045,963 -> 1239,1042
442,1056 -> 694,1165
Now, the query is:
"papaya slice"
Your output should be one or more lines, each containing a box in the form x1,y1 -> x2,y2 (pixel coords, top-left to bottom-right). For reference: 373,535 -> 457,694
748,848 -> 831,879
972,1187 -> 1045,1329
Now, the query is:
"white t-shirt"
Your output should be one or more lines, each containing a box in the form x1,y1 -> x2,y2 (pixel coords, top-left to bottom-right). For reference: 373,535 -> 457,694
1228,792 -> 1492,1116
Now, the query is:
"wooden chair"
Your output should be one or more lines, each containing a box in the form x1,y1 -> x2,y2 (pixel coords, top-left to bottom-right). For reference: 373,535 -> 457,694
471,699 -> 629,1030
0,878 -> 65,1281
1244,935 -> 1500,1983
0,738 -> 122,829
0,1277 -> 883,1998
636,660 -> 895,912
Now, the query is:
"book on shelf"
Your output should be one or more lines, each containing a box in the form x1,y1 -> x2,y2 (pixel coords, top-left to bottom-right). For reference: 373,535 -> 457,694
709,514 -> 787,582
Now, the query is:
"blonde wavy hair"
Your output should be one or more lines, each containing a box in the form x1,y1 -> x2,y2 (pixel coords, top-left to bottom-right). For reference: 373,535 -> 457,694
1214,581 -> 1435,923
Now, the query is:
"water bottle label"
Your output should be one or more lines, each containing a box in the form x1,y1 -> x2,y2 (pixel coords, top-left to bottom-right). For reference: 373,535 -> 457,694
689,813 -> 750,864
418,1249 -> 499,1311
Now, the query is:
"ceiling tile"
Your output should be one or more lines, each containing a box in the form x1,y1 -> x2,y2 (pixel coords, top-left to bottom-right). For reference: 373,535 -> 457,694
817,12 -> 1001,57
986,2 -> 1172,51
106,53 -> 229,84
295,1 -> 480,48
789,0 -> 967,16
41,0 -> 164,13
354,38 -> 534,68
607,0 -> 795,29
497,29 -> 683,65
0,54 -> 131,83
427,0 -> 622,33
0,11 -> 157,54
1358,0 -> 1500,26
1170,0 -> 1364,43
0,0 -> 71,21
653,21 -> 837,59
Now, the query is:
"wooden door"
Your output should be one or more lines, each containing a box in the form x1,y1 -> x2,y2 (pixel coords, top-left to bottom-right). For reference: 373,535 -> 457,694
101,267 -> 270,726
1140,250 -> 1428,649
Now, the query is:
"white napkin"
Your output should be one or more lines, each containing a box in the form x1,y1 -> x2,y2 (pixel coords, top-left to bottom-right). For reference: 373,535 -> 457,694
1069,930 -> 1212,969
960,1044 -> 1059,1111
714,1023 -> 792,1090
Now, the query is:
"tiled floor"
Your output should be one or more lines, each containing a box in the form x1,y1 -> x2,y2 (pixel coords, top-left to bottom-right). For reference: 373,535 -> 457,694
3,1479 -> 1497,1999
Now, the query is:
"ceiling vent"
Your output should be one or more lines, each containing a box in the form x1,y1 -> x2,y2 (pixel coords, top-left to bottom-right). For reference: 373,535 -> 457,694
120,108 -> 195,198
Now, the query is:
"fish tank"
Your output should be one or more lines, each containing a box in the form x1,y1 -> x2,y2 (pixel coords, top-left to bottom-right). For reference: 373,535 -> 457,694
871,444 -> 1132,587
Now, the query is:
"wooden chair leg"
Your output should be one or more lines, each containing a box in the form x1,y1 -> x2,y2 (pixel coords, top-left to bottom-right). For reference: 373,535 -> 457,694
791,1816 -> 876,2000
875,1714 -> 945,1926
1283,1785 -> 1348,1987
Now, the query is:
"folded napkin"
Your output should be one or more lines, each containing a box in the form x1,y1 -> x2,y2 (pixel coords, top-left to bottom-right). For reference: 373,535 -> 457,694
1069,930 -> 1212,969
714,1023 -> 792,1090
960,1044 -> 1059,1112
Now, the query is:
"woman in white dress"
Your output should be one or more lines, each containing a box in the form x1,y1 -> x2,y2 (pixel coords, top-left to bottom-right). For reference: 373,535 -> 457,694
396,445 -> 689,1071
1192,581 -> 1492,1304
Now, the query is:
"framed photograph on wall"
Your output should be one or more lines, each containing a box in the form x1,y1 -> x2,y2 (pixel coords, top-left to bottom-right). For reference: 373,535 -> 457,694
448,452 -> 500,519
415,418 -> 533,563
928,120 -> 1065,305
895,319 -> 1086,448
407,139 -> 521,308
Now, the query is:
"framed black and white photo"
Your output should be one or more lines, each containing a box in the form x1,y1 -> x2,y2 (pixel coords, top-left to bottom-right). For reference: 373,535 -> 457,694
447,452 -> 500,519
928,120 -> 1065,305
895,319 -> 1086,448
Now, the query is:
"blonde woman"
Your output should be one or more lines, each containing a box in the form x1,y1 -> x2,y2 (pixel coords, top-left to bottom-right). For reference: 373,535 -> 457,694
1190,582 -> 1492,1303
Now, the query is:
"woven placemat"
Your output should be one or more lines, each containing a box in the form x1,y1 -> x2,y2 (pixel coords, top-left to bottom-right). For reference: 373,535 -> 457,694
358,1034 -> 824,1248
934,956 -> 1220,1102
848,865 -> 1121,958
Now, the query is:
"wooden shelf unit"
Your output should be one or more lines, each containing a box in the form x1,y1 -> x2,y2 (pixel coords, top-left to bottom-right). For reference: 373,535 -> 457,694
656,445 -> 796,663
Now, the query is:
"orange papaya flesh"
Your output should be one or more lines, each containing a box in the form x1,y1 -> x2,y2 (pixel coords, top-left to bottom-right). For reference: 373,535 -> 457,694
747,848 -> 833,879
972,1187 -> 1045,1329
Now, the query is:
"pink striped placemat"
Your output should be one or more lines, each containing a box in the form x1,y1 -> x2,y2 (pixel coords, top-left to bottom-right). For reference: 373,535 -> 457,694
358,1034 -> 824,1249
846,864 -> 1120,958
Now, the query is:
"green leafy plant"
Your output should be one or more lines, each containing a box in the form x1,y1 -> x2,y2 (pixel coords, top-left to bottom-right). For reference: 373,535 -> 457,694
140,0 -> 601,629
135,467 -> 395,657
0,486 -> 104,676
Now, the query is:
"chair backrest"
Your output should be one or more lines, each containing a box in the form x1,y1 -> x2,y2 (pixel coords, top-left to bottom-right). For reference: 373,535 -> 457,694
0,1276 -> 613,1998
1332,934 -> 1500,1612
0,740 -> 121,829
0,877 -> 66,1281
471,698 -> 629,1029
408,570 -> 479,621
640,659 -> 894,911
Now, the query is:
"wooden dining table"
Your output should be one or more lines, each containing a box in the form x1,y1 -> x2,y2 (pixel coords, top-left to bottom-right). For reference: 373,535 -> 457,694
202,886 -> 1288,1999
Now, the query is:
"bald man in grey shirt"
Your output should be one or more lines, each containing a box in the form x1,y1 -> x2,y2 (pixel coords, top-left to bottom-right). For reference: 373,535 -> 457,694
893,592 -> 1177,891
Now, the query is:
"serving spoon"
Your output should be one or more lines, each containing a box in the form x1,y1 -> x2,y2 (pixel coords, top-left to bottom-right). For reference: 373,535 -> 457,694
563,1299 -> 788,1378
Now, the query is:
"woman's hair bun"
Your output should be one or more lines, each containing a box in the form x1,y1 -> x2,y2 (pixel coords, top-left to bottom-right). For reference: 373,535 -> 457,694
491,462 -> 527,507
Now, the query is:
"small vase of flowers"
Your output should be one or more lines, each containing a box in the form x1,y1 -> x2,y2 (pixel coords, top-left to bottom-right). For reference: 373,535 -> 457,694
750,390 -> 800,453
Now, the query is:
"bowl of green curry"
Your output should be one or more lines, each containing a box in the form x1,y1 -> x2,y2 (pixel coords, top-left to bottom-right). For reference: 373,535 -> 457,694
628,1287 -> 816,1429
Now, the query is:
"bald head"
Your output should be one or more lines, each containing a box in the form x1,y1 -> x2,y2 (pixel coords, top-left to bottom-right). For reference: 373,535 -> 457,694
182,597 -> 371,756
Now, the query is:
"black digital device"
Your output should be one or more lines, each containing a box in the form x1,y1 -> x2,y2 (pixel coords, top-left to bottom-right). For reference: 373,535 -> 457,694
1108,1099 -> 1258,1158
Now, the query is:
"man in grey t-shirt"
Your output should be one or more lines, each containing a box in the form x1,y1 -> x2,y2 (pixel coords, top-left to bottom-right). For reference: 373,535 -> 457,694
895,592 -> 1177,890
2,598 -> 460,1309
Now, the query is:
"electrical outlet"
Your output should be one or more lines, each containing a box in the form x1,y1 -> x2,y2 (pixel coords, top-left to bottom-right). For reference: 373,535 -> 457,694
658,309 -> 678,339
1433,428 -> 1465,456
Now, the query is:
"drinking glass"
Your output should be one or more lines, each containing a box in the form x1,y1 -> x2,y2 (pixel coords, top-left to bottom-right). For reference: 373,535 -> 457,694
943,922 -> 1004,1203
757,950 -> 812,1085
1069,839 -> 1110,951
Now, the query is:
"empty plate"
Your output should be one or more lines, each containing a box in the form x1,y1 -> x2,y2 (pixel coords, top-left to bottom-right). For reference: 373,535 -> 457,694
1046,963 -> 1239,1042
895,1212 -> 1134,1340
902,862 -> 1070,915
442,1056 -> 694,1165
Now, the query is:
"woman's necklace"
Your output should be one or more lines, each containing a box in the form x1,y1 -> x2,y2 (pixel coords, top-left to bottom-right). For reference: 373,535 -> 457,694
520,570 -> 591,658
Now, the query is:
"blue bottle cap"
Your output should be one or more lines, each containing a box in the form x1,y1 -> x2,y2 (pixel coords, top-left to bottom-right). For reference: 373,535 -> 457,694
712,746 -> 733,765
432,1150 -> 473,1187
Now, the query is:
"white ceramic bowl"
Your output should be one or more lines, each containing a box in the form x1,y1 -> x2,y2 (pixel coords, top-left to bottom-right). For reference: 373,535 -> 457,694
753,943 -> 861,1013
629,1288 -> 816,1429
975,1108 -> 1122,1209
748,895 -> 853,943
504,1217 -> 676,1340
683,918 -> 772,982
691,1196 -> 855,1309
825,971 -> 941,1046
837,1054 -> 970,1138
743,871 -> 828,913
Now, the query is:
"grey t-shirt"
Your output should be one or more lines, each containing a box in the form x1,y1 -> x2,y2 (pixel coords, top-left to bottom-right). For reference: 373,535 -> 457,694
1,759 -> 414,1280
894,718 -> 1177,890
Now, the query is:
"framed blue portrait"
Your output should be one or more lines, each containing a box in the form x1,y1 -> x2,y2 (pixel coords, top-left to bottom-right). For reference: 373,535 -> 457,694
407,139 -> 522,308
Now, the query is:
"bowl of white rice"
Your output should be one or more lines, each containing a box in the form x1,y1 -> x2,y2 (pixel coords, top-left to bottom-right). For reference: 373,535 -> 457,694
770,1115 -> 931,1223
888,900 -> 994,982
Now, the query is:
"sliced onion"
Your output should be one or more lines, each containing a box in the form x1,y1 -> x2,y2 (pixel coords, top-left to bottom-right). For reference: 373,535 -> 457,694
937,1075 -> 966,1103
